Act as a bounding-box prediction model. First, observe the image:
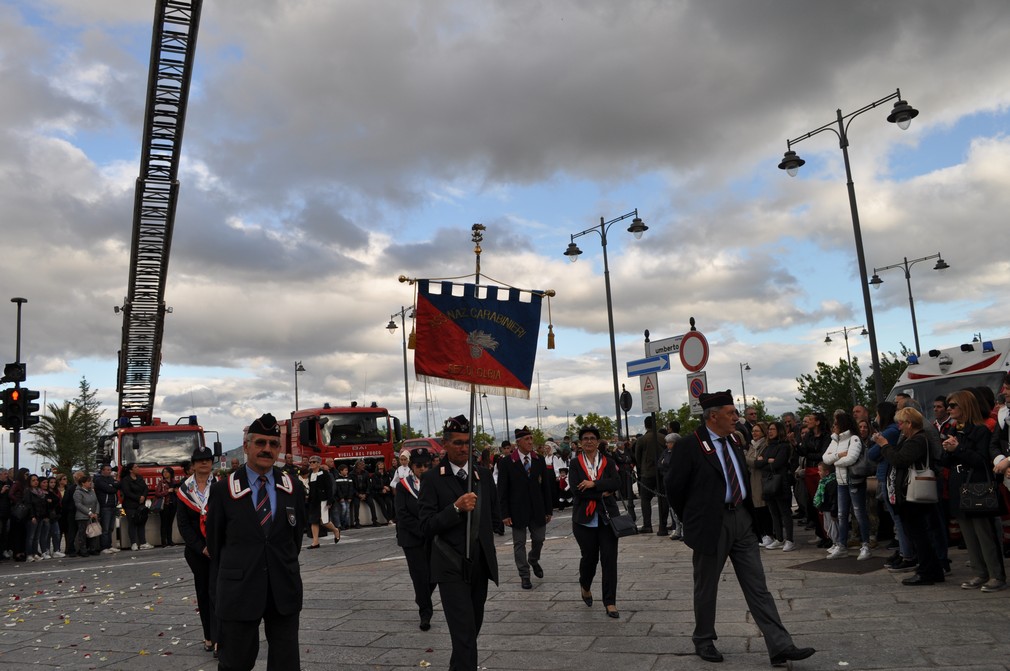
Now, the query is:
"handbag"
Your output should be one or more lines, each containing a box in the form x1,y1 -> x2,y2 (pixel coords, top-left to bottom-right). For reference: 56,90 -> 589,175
85,521 -> 102,538
904,447 -> 938,504
601,495 -> 638,538
848,443 -> 876,480
11,501 -> 30,522
151,497 -> 165,513
761,473 -> 784,500
959,470 -> 999,513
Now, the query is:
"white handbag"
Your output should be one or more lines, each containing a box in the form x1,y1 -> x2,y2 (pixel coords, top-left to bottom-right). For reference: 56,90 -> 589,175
904,446 -> 938,504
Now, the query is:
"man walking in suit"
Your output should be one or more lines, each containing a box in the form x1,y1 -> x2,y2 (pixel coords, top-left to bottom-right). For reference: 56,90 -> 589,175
394,447 -> 437,631
207,413 -> 306,671
497,425 -> 553,589
419,414 -> 499,671
666,390 -> 815,667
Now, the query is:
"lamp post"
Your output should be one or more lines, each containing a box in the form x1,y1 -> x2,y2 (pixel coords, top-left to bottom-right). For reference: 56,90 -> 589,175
779,89 -> 919,403
869,253 -> 949,356
824,325 -> 867,407
293,361 -> 306,411
739,362 -> 751,411
564,209 -> 648,439
386,306 -> 414,434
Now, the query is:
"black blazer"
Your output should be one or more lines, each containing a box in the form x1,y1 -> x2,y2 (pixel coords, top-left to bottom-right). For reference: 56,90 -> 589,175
418,458 -> 499,585
176,475 -> 214,555
394,474 -> 425,548
666,426 -> 753,555
206,468 -> 306,621
569,452 -> 621,526
497,450 -> 553,528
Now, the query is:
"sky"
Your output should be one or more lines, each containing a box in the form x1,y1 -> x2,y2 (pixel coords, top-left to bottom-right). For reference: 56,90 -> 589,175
2,0 -> 1010,467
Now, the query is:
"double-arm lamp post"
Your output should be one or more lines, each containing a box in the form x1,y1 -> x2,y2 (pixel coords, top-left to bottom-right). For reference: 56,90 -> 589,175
869,253 -> 949,356
825,325 -> 868,407
739,362 -> 751,411
565,209 -> 648,439
778,89 -> 919,403
386,306 -> 415,434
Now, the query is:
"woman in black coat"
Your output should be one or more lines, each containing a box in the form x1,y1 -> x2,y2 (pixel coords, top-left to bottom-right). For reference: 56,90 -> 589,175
755,421 -> 795,551
120,463 -> 151,550
176,447 -> 218,655
570,425 -> 623,619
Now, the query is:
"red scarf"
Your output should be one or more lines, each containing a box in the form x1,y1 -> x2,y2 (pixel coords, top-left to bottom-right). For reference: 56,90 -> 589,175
578,452 -> 606,518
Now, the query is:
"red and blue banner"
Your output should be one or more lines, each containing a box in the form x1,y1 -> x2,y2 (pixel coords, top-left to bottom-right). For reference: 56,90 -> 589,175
414,280 -> 543,397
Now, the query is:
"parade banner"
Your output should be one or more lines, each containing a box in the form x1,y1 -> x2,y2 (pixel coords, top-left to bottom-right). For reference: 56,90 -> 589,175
414,280 -> 543,397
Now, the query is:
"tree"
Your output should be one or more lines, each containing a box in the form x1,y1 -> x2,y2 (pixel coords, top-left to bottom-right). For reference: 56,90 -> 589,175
795,357 -> 869,417
865,350 -> 909,408
28,377 -> 109,475
656,405 -> 701,436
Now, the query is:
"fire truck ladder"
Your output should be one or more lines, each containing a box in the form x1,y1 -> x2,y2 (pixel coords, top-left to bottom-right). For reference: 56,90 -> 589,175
116,0 -> 203,426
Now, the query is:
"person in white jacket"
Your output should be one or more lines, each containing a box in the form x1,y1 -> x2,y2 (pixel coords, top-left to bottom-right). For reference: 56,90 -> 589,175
822,412 -> 872,560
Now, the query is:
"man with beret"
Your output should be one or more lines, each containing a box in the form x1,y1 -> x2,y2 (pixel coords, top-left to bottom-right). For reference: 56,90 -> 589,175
497,425 -> 553,589
666,390 -> 815,667
419,414 -> 499,671
207,413 -> 306,671
395,447 -> 437,631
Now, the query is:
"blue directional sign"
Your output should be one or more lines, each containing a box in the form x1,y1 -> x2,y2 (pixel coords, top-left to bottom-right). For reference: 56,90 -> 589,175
626,354 -> 671,377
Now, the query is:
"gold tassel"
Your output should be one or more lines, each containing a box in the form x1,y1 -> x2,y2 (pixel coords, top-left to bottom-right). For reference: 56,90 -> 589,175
547,324 -> 555,349
408,329 -> 416,350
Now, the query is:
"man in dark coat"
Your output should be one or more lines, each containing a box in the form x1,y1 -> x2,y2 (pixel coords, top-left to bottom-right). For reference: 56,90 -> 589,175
666,390 -> 815,667
394,447 -> 437,631
634,415 -> 663,533
207,413 -> 306,671
497,425 -> 553,589
419,415 -> 500,671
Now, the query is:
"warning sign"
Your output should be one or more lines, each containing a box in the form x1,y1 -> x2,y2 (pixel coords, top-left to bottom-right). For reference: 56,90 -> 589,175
641,372 -> 660,413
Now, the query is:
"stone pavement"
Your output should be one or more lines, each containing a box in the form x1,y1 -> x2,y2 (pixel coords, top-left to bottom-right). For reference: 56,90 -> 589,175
3,509 -> 1010,670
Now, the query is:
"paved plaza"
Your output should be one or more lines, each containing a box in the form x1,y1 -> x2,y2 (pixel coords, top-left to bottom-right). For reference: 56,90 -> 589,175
3,509 -> 1010,670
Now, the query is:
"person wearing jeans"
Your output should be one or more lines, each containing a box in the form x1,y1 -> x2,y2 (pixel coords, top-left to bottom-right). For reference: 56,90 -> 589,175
823,412 -> 872,560
94,464 -> 120,552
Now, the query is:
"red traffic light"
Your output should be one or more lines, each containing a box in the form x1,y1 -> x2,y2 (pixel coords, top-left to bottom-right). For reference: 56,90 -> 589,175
10,389 -> 19,401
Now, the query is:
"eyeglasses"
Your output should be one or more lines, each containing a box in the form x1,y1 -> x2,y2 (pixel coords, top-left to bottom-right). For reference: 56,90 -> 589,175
946,402 -> 958,409
253,438 -> 281,448
581,436 -> 599,442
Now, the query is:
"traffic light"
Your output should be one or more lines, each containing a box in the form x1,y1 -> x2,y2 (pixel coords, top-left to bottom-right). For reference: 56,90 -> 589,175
20,388 -> 40,429
1,387 -> 23,431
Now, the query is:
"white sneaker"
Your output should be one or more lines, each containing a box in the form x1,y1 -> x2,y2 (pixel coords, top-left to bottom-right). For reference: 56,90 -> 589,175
27,555 -> 37,562
52,551 -> 65,559
764,540 -> 784,550
139,543 -> 154,550
131,543 -> 139,551
109,547 -> 121,553
827,545 -> 849,559
760,535 -> 774,548
782,541 -> 797,552
101,548 -> 115,555
825,543 -> 839,555
857,544 -> 872,561
41,551 -> 51,560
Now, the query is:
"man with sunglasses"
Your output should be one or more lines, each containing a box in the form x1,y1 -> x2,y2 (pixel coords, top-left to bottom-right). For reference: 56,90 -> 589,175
419,414 -> 500,671
208,413 -> 306,671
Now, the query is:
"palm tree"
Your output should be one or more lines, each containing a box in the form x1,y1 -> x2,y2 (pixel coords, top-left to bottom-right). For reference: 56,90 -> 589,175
30,401 -> 89,476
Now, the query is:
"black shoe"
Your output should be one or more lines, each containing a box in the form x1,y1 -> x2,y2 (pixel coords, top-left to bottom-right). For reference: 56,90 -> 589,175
901,574 -> 937,586
816,539 -> 832,549
606,606 -> 620,619
419,616 -> 431,631
530,561 -> 544,579
580,588 -> 593,607
888,558 -> 918,573
656,528 -> 668,536
638,526 -> 654,534
306,544 -> 320,550
521,576 -> 533,589
695,641 -> 724,663
882,550 -> 901,569
770,645 -> 816,666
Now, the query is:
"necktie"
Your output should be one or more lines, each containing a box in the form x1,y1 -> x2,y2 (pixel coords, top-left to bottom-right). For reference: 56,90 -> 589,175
457,468 -> 468,485
256,475 -> 272,526
523,455 -> 531,475
719,438 -> 743,506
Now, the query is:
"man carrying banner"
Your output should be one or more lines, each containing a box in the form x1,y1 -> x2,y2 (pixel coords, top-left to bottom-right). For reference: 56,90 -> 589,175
419,415 -> 499,671
497,425 -> 553,589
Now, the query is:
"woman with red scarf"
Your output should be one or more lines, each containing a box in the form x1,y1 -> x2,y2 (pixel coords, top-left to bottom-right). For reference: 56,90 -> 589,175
176,445 -> 218,656
570,425 -> 623,618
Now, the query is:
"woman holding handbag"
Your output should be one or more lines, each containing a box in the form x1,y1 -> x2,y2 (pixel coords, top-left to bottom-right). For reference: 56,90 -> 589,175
73,474 -> 100,557
570,425 -> 623,619
756,422 -> 795,551
941,390 -> 1006,593
823,413 -> 872,561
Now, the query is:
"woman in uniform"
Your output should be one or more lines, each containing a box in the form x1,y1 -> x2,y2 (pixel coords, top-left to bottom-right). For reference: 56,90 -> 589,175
394,448 -> 436,631
176,445 -> 218,656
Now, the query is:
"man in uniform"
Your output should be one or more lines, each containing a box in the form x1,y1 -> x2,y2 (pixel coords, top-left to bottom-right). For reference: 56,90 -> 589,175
666,390 -> 815,667
207,413 -> 306,671
497,426 -> 553,589
419,415 -> 499,671
394,447 -> 437,631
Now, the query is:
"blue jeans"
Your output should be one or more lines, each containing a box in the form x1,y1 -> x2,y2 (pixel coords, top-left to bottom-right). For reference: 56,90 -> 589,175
882,496 -> 914,559
49,520 -> 62,553
25,518 -> 39,555
100,506 -> 117,550
838,481 -> 871,544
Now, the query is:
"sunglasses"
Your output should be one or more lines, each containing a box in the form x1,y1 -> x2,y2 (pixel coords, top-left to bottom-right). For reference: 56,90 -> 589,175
946,402 -> 958,409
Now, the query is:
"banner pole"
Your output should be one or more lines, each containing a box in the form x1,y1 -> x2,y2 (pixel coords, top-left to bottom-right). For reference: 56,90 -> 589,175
464,224 -> 485,563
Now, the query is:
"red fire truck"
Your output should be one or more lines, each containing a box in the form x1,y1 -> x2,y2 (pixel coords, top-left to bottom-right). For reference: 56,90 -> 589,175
281,402 -> 402,470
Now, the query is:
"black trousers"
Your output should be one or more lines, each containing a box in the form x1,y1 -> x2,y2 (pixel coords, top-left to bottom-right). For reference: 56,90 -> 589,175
573,521 -> 618,607
217,588 -> 299,671
639,476 -> 657,528
184,547 -> 218,643
438,553 -> 489,671
897,502 -> 943,580
402,544 -> 435,620
160,505 -> 177,545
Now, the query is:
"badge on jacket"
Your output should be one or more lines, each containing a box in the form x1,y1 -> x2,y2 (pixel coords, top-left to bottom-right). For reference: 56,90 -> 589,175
286,506 -> 296,527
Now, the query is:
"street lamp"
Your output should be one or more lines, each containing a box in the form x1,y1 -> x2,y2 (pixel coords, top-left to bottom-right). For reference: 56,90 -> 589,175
386,306 -> 415,434
739,363 -> 751,411
293,361 -> 306,411
779,89 -> 919,402
564,209 -> 647,439
824,325 -> 867,407
868,253 -> 949,356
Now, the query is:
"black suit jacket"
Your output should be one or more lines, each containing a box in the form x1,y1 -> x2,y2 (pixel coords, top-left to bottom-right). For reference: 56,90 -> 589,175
394,474 -> 426,548
666,426 -> 752,555
497,450 -> 553,528
418,458 -> 499,585
207,467 -> 306,621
